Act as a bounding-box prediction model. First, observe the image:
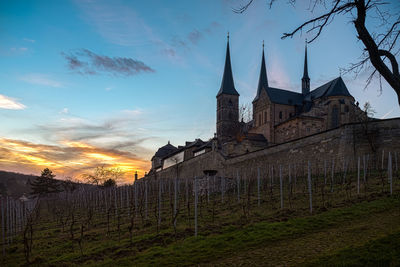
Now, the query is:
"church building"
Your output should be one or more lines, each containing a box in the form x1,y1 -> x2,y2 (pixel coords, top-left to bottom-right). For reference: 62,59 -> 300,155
217,36 -> 362,145
148,36 -> 365,174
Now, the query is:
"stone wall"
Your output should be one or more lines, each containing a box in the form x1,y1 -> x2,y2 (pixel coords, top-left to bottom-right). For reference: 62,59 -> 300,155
145,118 -> 400,180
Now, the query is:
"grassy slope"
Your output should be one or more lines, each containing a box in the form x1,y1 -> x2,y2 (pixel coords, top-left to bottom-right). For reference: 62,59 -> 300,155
4,196 -> 400,266
109,196 -> 400,266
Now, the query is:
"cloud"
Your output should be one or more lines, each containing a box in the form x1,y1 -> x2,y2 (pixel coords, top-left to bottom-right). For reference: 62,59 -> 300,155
61,49 -> 155,76
0,109 -> 156,181
188,30 -> 202,44
170,21 -> 221,50
162,48 -> 176,57
60,108 -> 69,114
0,137 -> 150,182
23,38 -> 35,43
0,94 -> 26,110
74,0 -> 160,47
10,47 -> 28,53
20,73 -> 62,87
268,52 -> 295,90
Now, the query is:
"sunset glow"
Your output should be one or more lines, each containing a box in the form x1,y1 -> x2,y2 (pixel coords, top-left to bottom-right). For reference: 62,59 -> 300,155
0,138 -> 149,183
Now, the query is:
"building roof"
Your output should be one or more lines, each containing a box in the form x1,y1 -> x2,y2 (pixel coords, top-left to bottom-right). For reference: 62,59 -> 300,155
305,77 -> 352,101
266,87 -> 304,106
254,77 -> 352,106
253,46 -> 269,102
193,140 -> 213,153
217,38 -> 239,97
185,139 -> 205,149
154,142 -> 178,158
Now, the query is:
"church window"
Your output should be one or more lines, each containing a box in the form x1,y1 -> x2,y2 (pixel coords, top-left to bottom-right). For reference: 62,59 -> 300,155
229,99 -> 233,106
259,113 -> 262,126
331,105 -> 339,128
279,111 -> 282,120
264,111 -> 267,124
345,105 -> 349,112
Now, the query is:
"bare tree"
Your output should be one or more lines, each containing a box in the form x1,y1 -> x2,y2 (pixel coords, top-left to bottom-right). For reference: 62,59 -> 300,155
234,0 -> 400,106
82,166 -> 123,186
239,102 -> 252,123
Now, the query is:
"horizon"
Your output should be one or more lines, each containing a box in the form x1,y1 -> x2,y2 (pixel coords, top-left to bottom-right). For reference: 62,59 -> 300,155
1,0 -> 399,182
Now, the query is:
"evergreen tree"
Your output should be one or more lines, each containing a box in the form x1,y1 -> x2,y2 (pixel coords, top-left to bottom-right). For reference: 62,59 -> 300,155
30,168 -> 61,196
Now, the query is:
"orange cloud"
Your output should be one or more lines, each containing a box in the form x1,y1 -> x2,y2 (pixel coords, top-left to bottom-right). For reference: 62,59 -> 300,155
0,138 -> 150,184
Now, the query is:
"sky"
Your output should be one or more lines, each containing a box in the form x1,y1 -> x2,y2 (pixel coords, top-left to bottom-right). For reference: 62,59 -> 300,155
0,0 -> 399,182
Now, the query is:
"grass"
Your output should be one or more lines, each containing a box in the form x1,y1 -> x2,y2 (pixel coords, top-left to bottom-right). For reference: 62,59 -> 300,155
304,232 -> 400,267
3,195 -> 400,266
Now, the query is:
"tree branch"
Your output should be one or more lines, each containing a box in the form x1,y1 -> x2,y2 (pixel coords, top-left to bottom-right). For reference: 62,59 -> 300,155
281,1 -> 355,42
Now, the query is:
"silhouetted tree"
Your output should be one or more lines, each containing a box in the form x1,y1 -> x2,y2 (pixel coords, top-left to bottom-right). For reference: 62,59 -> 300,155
235,0 -> 400,106
103,178 -> 116,187
30,168 -> 61,196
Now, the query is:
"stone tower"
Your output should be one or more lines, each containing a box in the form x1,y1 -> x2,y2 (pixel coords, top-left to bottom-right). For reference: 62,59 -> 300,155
216,35 -> 239,142
302,42 -> 310,95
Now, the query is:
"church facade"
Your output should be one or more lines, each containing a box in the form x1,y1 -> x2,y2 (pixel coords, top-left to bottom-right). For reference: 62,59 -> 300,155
217,38 -> 363,145
148,37 -> 366,174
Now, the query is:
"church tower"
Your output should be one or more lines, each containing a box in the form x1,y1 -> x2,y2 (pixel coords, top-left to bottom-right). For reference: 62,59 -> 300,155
216,34 -> 239,142
302,42 -> 310,95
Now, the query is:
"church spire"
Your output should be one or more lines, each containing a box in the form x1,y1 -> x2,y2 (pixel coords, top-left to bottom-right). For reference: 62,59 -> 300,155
253,41 -> 269,102
302,40 -> 310,95
217,33 -> 239,97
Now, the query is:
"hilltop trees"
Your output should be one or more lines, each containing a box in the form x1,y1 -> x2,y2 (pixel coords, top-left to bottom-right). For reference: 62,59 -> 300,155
30,168 -> 61,196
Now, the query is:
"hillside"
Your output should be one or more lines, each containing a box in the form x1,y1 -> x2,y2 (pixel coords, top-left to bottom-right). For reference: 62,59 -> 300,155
1,164 -> 399,266
0,170 -> 37,197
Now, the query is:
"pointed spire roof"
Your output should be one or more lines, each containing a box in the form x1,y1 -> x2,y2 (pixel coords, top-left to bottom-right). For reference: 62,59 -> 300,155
302,41 -> 309,80
217,33 -> 239,97
253,42 -> 269,102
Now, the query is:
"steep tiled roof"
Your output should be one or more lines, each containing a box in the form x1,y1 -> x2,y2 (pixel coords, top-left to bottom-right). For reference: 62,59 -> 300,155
266,87 -> 304,106
217,39 -> 239,97
253,47 -> 269,102
305,77 -> 352,101
255,77 -> 352,106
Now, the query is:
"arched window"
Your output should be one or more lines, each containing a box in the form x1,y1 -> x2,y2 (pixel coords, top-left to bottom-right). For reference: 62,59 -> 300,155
331,105 -> 339,128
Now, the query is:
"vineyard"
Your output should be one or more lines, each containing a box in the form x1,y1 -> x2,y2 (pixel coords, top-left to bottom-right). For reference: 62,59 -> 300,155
1,151 -> 399,266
